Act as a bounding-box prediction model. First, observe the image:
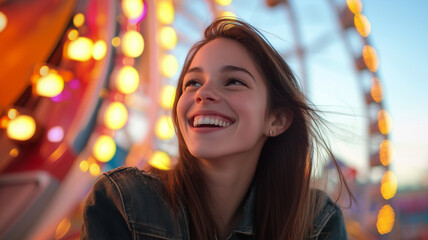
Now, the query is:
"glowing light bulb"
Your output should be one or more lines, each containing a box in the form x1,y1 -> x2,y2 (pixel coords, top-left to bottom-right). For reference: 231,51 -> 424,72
378,110 -> 392,135
66,37 -> 94,61
160,85 -> 176,109
112,37 -> 121,47
39,65 -> 49,76
159,26 -> 177,50
35,72 -> 64,97
346,0 -> 362,14
157,0 -> 174,24
68,29 -> 78,40
79,160 -> 89,172
160,54 -> 178,78
149,151 -> 171,170
220,11 -> 236,18
0,11 -> 7,33
379,139 -> 393,166
73,13 -> 85,27
376,204 -> 395,235
116,66 -> 140,94
89,163 -> 101,176
7,115 -> 36,141
93,135 -> 116,162
215,0 -> 232,6
104,102 -> 128,130
354,14 -> 371,37
362,45 -> 379,72
155,116 -> 175,140
55,218 -> 71,240
370,77 -> 383,103
121,30 -> 144,58
47,126 -> 64,142
381,171 -> 397,200
122,0 -> 144,20
92,40 -> 107,60
7,108 -> 18,119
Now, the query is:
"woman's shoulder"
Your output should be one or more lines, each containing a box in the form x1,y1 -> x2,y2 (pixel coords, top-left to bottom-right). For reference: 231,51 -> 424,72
311,189 -> 347,239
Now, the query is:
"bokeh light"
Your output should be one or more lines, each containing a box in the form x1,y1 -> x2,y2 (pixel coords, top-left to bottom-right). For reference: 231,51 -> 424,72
93,135 -> 116,162
215,0 -> 232,6
9,148 -> 19,158
111,36 -> 121,47
160,54 -> 178,78
55,218 -> 71,240
376,204 -> 395,235
346,0 -> 362,14
121,30 -> 144,58
220,11 -> 236,18
160,85 -> 176,109
89,163 -> 101,176
66,37 -> 94,61
158,26 -> 177,50
122,0 -> 144,20
155,116 -> 175,140
116,66 -> 140,94
47,126 -> 65,142
0,116 -> 9,128
7,109 -> 18,119
370,77 -> 383,103
67,29 -> 78,41
73,13 -> 85,28
380,139 -> 393,166
381,171 -> 398,200
39,65 -> 50,76
92,40 -> 107,60
354,13 -> 371,37
7,115 -> 36,141
79,160 -> 89,172
362,45 -> 379,72
104,102 -> 128,130
157,0 -> 174,25
149,151 -> 171,170
378,110 -> 392,135
0,11 -> 7,33
35,72 -> 64,97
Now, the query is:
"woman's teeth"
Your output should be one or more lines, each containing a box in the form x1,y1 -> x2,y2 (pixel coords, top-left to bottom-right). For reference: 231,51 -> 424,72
193,116 -> 231,127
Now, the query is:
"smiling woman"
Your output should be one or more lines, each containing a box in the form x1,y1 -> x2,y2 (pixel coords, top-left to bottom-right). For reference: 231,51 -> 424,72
82,18 -> 350,240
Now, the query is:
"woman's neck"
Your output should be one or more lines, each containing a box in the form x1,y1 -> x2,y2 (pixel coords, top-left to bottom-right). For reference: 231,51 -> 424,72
199,154 -> 258,239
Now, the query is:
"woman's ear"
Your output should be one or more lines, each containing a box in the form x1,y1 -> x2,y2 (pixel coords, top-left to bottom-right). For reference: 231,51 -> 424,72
266,109 -> 293,137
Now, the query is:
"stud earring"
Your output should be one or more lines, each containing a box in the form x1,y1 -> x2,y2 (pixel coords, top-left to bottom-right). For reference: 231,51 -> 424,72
268,129 -> 274,137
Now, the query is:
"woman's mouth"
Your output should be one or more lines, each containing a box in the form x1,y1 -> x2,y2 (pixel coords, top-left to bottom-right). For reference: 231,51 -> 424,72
190,115 -> 234,128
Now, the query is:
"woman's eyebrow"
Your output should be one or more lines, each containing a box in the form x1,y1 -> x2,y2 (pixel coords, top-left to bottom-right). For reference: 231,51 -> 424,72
221,65 -> 255,82
186,65 -> 256,82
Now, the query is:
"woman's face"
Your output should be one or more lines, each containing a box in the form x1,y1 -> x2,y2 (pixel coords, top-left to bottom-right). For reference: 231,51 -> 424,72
177,38 -> 272,162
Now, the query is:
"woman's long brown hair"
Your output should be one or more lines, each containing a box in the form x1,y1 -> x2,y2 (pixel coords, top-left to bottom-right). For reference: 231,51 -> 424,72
149,18 -> 352,239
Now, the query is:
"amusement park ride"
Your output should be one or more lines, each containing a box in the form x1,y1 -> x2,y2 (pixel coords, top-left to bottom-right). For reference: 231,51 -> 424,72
0,0 -> 396,239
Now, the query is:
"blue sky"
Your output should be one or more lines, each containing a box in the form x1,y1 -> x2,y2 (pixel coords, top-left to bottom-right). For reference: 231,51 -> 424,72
172,0 -> 428,189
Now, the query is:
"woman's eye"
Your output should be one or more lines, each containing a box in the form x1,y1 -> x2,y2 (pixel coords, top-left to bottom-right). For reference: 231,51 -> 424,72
184,80 -> 201,89
226,78 -> 247,87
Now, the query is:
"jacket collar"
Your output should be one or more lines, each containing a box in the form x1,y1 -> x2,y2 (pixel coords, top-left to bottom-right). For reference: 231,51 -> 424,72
231,184 -> 256,236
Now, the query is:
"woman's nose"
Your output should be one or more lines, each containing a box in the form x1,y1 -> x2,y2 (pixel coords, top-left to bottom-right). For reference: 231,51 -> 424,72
195,82 -> 220,103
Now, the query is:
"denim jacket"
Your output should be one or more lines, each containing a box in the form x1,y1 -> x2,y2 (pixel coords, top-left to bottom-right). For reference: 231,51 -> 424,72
81,167 -> 347,239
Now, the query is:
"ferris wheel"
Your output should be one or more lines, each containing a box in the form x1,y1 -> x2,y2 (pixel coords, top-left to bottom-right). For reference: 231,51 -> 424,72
0,0 -> 396,239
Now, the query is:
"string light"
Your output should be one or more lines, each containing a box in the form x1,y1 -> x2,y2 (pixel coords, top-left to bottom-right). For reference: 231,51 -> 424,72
158,26 -> 177,50
376,204 -> 395,235
6,115 -> 36,141
73,13 -> 85,28
149,151 -> 171,170
346,0 -> 362,14
354,13 -> 371,37
160,54 -> 178,77
79,160 -> 89,172
116,66 -> 140,94
157,0 -> 174,25
55,218 -> 71,240
66,37 -> 94,61
379,139 -> 393,166
122,0 -> 144,21
378,110 -> 392,135
35,71 -> 65,97
155,116 -> 175,140
215,0 -> 232,6
380,171 -> 397,200
0,11 -> 7,33
93,135 -> 116,162
362,45 -> 379,72
104,102 -> 128,130
121,30 -> 144,58
92,40 -> 107,60
160,85 -> 176,109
